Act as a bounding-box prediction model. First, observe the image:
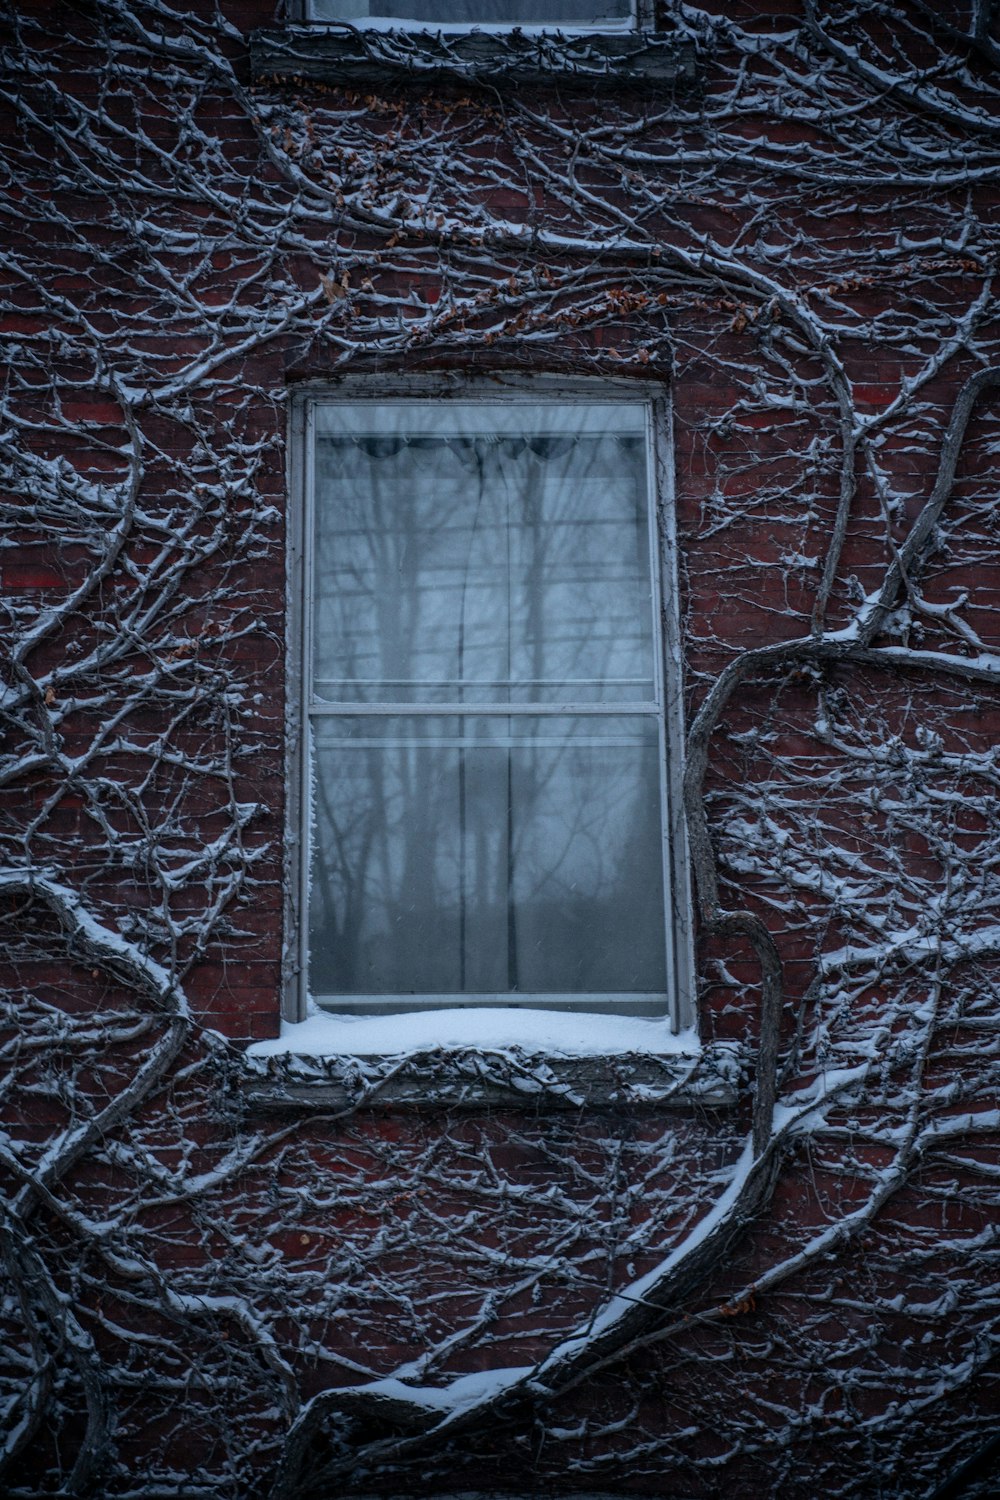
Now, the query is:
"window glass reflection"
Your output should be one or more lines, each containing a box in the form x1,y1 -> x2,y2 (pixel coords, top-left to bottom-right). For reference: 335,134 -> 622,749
312,403 -> 655,705
309,716 -> 666,998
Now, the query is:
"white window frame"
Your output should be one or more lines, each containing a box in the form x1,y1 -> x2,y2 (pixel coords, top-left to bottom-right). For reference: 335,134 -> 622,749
295,1 -> 658,32
284,376 -> 693,1042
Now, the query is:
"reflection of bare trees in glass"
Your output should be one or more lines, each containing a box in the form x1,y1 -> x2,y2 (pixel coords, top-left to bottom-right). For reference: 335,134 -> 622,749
312,416 -> 653,704
308,405 -> 665,1003
310,719 -> 665,997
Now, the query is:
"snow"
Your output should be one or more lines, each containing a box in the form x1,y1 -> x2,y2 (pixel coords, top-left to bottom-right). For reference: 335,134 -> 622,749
359,1366 -> 532,1414
304,11 -> 631,35
534,1138 -> 759,1364
247,1006 -> 701,1058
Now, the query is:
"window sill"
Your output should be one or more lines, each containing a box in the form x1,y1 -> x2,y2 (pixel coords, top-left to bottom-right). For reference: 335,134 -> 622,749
249,26 -> 698,92
252,1006 -> 695,1055
236,1017 -> 741,1112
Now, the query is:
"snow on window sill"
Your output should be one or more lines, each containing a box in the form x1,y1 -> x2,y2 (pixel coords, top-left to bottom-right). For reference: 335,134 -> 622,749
238,1012 -> 741,1112
250,1006 -> 697,1057
249,25 -> 699,92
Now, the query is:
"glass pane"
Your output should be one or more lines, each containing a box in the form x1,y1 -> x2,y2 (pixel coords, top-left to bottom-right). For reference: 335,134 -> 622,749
309,715 -> 667,999
311,2 -> 632,26
312,402 -> 655,704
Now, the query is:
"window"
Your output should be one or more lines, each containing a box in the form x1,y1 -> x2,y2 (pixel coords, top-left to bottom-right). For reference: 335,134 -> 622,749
290,382 -> 692,1039
304,2 -> 636,28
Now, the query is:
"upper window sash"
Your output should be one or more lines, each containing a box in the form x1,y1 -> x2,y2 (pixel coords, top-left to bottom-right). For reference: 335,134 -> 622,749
310,400 -> 658,711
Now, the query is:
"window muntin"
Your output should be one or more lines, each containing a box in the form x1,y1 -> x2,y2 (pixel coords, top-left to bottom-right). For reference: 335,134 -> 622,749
301,395 -> 680,1021
307,3 -> 633,28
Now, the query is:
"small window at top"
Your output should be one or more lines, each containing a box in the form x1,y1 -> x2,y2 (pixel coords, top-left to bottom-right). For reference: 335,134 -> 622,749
306,2 -> 634,27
